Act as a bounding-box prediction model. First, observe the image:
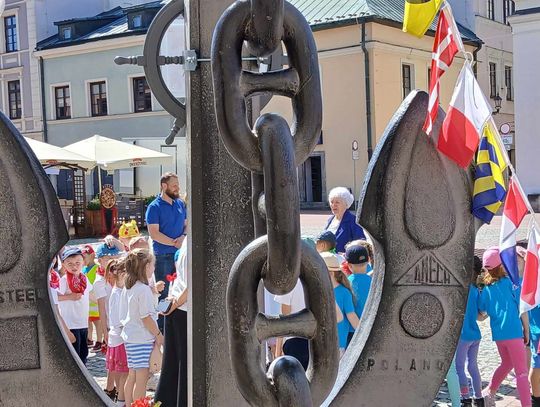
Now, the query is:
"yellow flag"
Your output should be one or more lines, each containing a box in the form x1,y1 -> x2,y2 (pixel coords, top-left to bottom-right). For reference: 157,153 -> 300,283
403,0 -> 444,38
472,122 -> 508,224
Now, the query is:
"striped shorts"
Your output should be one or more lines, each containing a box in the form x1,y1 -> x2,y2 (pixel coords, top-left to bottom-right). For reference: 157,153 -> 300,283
124,342 -> 155,369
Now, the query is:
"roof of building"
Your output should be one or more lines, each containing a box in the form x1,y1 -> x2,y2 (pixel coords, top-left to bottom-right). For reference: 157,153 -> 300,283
512,6 -> 540,16
36,1 -> 164,50
37,0 -> 481,51
289,0 -> 481,44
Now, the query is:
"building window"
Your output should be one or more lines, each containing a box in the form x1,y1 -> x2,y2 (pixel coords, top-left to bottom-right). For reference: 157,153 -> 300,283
132,14 -> 142,28
503,0 -> 515,24
62,27 -> 72,40
402,64 -> 413,99
489,62 -> 497,98
505,66 -> 513,101
427,67 -> 432,88
487,0 -> 495,20
4,15 -> 17,53
89,81 -> 107,116
132,77 -> 152,112
55,86 -> 71,119
7,80 -> 21,120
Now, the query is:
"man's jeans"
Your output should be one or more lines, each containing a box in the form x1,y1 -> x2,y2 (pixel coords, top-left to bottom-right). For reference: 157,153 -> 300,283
154,253 -> 176,331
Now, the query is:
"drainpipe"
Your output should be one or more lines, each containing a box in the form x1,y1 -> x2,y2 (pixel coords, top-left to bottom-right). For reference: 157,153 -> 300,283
472,42 -> 482,78
361,22 -> 373,160
39,56 -> 48,142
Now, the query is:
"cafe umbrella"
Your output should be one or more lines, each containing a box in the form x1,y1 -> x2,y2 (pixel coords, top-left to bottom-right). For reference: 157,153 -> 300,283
63,134 -> 173,192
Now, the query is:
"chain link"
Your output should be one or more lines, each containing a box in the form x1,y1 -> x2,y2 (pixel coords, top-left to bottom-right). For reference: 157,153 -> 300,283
245,0 -> 284,57
212,0 -> 339,405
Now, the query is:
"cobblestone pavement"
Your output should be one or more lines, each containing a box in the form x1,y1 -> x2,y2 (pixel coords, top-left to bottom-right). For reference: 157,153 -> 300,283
81,212 -> 540,406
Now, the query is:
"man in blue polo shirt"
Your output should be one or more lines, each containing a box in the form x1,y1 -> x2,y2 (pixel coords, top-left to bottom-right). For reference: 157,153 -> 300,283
146,172 -> 187,329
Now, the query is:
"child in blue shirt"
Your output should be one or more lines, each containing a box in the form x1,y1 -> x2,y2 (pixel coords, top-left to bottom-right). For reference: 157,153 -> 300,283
321,252 -> 359,356
479,247 -> 531,407
345,245 -> 372,344
455,256 -> 486,407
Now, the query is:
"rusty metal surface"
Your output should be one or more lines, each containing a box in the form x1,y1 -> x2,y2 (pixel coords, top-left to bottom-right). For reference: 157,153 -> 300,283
212,0 -> 339,405
0,112 -> 111,406
227,238 -> 338,406
211,0 -> 322,174
323,90 -> 474,406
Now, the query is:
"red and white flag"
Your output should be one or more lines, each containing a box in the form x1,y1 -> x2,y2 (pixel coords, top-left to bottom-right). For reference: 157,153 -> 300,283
423,4 -> 464,135
438,62 -> 492,168
520,226 -> 540,314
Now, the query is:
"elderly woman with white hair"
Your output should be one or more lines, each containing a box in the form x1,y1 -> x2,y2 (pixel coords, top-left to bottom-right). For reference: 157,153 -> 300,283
324,187 -> 366,253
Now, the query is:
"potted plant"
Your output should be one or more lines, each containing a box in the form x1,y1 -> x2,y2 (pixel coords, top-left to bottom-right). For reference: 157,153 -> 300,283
85,196 -> 103,236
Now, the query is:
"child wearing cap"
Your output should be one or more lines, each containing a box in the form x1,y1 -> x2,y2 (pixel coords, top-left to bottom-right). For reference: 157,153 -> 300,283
345,239 -> 375,275
118,220 -> 141,251
316,231 -> 337,254
345,244 -> 372,344
321,251 -> 360,356
57,246 -> 93,365
479,247 -> 531,407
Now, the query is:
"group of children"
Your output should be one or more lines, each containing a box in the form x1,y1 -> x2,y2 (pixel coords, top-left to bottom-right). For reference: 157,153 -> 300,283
48,222 -> 166,407
47,217 -> 540,407
321,236 -> 373,355
270,230 -> 374,366
276,229 -> 540,407
440,244 -> 540,407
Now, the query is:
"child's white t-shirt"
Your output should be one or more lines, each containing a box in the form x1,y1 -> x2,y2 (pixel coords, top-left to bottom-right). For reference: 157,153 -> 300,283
93,274 -> 109,302
94,274 -> 113,316
119,281 -> 157,344
108,286 -> 124,347
274,280 -> 305,313
58,275 -> 93,330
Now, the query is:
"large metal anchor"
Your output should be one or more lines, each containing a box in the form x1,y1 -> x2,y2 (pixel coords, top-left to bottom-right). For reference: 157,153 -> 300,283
0,112 -> 112,406
323,90 -> 475,406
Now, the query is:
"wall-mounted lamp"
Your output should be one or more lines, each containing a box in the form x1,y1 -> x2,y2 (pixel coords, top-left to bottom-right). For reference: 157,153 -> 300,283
493,94 -> 502,115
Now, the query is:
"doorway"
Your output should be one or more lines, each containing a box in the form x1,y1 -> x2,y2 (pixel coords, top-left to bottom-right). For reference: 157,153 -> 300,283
299,152 -> 326,209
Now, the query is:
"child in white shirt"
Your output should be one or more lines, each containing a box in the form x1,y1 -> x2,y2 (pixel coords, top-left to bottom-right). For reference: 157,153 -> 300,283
57,247 -> 93,365
119,248 -> 163,407
105,259 -> 129,406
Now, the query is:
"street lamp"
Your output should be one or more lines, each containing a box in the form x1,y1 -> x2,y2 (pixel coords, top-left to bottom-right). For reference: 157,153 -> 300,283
493,94 -> 502,115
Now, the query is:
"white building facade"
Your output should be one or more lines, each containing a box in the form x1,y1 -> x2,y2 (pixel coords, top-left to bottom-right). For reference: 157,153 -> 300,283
0,0 -> 103,139
450,0 -> 516,163
509,0 -> 540,200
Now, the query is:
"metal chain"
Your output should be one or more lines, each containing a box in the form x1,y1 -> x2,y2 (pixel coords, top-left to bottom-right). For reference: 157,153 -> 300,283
211,0 -> 339,406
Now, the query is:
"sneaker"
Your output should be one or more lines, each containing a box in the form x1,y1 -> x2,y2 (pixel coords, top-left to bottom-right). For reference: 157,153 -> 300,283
86,339 -> 93,347
104,387 -> 117,401
473,398 -> 485,407
91,341 -> 102,351
481,389 -> 495,407
461,398 -> 473,407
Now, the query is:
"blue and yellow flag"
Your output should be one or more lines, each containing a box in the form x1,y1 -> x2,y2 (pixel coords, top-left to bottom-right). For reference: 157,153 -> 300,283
403,0 -> 444,37
472,122 -> 508,224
